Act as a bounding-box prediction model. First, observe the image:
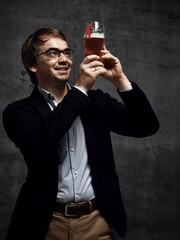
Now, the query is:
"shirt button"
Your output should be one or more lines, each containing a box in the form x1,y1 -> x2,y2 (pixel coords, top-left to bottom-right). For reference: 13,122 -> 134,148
74,171 -> 78,175
70,148 -> 74,152
76,194 -> 79,198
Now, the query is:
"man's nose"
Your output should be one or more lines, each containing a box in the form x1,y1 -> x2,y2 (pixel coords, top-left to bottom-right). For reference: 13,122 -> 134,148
58,53 -> 67,62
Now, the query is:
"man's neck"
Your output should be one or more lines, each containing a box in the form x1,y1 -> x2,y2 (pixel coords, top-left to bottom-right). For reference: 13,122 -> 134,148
38,82 -> 68,103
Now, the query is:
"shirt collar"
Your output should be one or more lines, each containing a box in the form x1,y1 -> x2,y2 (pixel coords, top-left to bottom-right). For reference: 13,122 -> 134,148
38,83 -> 71,103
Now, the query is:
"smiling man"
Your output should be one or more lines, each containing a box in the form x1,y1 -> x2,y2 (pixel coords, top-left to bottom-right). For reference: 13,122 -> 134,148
3,27 -> 159,240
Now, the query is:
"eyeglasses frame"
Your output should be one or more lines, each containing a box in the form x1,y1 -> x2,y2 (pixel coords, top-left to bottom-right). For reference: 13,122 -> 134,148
36,48 -> 74,60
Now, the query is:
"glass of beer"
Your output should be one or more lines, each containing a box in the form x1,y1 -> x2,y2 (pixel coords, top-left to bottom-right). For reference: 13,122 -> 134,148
84,21 -> 105,56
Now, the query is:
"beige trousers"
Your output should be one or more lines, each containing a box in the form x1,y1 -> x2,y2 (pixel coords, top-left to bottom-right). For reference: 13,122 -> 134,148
44,209 -> 113,240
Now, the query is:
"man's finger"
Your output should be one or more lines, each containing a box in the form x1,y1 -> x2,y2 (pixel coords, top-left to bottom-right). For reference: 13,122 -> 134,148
88,60 -> 105,69
93,66 -> 107,77
83,55 -> 101,64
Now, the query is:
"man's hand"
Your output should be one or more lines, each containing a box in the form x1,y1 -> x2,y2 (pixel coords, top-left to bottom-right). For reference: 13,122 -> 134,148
75,55 -> 107,93
100,50 -> 131,91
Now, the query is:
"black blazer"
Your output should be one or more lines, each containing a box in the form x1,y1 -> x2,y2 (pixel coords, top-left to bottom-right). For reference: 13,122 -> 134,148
3,82 -> 159,240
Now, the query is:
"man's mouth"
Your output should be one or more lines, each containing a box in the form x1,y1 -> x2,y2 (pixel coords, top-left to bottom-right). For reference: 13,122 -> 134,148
55,67 -> 69,71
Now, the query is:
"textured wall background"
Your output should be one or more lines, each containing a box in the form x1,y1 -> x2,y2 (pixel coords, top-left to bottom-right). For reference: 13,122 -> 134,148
0,0 -> 180,239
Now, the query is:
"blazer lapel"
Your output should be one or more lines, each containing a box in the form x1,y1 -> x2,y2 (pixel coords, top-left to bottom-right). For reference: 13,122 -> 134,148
28,87 -> 51,119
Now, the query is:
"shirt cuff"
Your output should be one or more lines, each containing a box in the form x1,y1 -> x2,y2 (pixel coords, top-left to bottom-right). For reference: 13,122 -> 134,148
74,86 -> 88,96
118,84 -> 133,92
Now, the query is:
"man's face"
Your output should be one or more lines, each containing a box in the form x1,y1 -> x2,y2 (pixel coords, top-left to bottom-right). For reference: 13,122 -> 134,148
30,37 -> 73,88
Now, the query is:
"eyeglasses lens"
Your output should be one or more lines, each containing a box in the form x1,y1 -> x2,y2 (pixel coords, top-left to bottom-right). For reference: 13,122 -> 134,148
46,49 -> 73,59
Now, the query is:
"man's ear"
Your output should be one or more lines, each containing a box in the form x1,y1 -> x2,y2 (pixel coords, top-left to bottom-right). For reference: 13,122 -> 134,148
29,66 -> 37,73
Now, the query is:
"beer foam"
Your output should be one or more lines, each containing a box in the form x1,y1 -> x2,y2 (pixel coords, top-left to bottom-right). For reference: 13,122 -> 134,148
84,33 -> 104,38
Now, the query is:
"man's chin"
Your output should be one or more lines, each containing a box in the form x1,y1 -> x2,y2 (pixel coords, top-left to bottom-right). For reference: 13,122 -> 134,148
56,73 -> 70,82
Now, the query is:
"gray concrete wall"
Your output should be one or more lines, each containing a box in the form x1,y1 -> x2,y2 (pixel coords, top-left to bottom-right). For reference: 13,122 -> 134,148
0,0 -> 179,239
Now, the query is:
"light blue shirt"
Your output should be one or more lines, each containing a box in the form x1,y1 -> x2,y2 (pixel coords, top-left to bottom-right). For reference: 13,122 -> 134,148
38,84 -> 95,203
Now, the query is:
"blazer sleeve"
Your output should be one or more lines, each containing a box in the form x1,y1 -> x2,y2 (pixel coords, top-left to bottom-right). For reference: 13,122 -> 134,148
2,87 -> 91,153
105,82 -> 160,137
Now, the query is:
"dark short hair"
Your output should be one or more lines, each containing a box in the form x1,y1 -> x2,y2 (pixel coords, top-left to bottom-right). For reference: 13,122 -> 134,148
21,27 -> 67,85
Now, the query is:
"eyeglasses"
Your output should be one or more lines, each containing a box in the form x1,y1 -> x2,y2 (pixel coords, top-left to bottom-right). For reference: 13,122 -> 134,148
36,48 -> 74,60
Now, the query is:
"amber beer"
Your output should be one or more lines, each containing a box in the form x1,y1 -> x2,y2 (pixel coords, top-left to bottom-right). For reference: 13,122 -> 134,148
84,37 -> 104,56
84,21 -> 105,56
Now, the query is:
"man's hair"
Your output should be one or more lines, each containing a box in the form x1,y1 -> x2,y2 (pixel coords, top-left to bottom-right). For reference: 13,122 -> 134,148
21,27 -> 67,85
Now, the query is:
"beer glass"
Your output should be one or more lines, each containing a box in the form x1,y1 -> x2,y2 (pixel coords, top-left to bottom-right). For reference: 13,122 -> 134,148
84,21 -> 105,56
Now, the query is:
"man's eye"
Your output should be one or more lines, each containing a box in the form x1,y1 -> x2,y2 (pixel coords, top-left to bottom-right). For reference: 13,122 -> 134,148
48,51 -> 58,57
64,51 -> 70,56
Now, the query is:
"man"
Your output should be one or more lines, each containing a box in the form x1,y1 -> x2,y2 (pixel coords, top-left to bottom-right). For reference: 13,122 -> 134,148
3,27 -> 159,240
